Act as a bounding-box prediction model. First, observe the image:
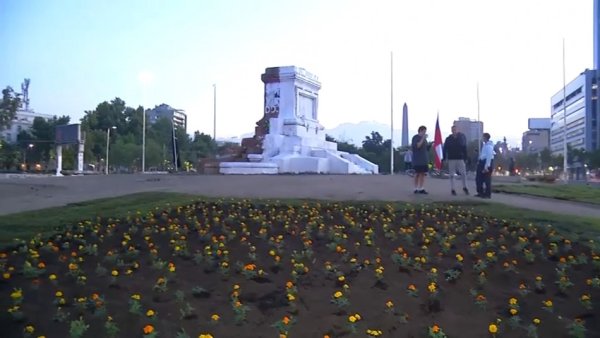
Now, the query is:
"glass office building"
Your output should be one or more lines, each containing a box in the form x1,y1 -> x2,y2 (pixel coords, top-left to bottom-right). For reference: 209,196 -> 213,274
549,69 -> 599,154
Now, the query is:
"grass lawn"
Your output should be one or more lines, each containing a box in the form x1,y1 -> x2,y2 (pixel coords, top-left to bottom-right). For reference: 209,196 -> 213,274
493,183 -> 600,205
0,192 -> 199,248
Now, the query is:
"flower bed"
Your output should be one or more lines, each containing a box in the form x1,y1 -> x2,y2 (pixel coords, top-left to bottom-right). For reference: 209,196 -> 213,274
1,200 -> 599,337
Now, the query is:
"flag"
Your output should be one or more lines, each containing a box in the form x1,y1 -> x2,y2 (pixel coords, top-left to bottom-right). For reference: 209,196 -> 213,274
433,114 -> 444,170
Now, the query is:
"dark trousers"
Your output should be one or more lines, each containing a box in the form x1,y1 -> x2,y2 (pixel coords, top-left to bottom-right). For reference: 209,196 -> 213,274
476,159 -> 493,197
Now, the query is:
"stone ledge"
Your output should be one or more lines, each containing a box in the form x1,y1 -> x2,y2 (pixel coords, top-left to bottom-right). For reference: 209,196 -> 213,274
219,162 -> 278,168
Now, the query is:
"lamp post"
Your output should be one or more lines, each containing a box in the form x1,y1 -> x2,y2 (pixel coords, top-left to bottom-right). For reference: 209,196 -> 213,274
23,143 -> 34,170
390,51 -> 394,175
105,126 -> 117,175
213,83 -> 217,141
562,38 -> 568,182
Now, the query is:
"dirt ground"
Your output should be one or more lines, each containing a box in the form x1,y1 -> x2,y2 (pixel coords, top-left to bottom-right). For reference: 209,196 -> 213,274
1,173 -> 599,219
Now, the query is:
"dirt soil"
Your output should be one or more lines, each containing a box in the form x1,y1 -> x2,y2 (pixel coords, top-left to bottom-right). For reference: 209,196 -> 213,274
1,200 -> 599,338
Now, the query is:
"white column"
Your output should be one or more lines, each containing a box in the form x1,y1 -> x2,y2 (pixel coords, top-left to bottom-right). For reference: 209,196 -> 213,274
56,145 -> 63,176
77,142 -> 84,173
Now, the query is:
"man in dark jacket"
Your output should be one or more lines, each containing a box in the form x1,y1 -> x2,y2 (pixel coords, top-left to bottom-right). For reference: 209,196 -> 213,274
443,125 -> 469,195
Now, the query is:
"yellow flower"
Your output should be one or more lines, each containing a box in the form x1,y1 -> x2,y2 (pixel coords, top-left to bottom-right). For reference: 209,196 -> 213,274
55,291 -> 63,297
456,254 -> 464,262
199,334 -> 214,338
338,275 -> 345,282
48,274 -> 57,280
510,308 -> 518,315
533,318 -> 541,325
24,325 -> 34,333
131,294 -> 141,300
543,300 -> 553,307
287,294 -> 296,301
385,300 -> 394,308
428,283 -> 437,293
146,309 -> 155,317
509,298 -> 518,305
211,314 -> 220,321
2,272 -> 10,279
333,291 -> 343,299
348,315 -> 357,323
111,270 -> 119,277
488,323 -> 498,333
10,289 -> 22,300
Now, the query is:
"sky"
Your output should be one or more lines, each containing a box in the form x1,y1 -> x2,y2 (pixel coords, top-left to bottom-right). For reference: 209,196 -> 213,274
0,0 -> 594,147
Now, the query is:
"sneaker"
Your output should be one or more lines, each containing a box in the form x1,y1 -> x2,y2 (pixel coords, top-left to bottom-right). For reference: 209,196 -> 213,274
451,190 -> 457,196
463,187 -> 469,195
420,190 -> 429,195
414,189 -> 420,194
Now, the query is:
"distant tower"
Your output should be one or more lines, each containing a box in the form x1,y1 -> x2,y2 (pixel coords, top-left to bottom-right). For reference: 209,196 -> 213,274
595,0 -> 600,69
401,103 -> 409,147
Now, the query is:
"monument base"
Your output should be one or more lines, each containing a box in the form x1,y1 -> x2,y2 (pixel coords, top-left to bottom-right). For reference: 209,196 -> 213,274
219,65 -> 379,175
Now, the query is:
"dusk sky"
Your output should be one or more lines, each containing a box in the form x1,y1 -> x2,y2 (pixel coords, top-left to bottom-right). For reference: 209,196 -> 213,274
0,0 -> 594,147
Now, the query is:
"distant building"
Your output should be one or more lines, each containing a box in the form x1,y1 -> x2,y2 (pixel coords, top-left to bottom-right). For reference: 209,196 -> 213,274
522,118 -> 550,153
453,117 -> 483,144
522,129 -> 550,153
0,109 -> 54,144
549,69 -> 599,154
147,104 -> 187,131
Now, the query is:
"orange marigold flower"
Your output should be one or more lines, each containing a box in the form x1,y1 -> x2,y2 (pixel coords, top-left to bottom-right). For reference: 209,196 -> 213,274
143,324 -> 154,334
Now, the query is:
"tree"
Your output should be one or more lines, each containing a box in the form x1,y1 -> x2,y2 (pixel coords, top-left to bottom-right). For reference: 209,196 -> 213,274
0,87 -> 21,131
0,140 -> 20,170
587,149 -> 600,169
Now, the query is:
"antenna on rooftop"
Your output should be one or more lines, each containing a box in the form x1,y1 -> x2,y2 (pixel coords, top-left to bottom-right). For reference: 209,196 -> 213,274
21,78 -> 30,110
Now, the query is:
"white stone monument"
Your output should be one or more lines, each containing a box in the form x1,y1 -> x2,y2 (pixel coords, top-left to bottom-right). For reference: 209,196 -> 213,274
219,66 -> 378,174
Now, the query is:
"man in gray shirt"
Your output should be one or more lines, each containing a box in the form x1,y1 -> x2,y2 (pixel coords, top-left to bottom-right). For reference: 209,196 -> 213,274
411,125 -> 430,194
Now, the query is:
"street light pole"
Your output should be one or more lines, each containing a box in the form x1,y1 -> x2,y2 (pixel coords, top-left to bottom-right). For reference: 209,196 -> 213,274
142,106 -> 146,173
213,84 -> 217,141
23,143 -> 33,170
390,51 -> 394,175
562,38 -> 568,182
106,126 -> 116,175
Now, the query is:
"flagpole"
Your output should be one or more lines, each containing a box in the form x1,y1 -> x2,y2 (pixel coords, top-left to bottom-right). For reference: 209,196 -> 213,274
562,38 -> 568,182
390,51 -> 394,175
477,82 -> 481,154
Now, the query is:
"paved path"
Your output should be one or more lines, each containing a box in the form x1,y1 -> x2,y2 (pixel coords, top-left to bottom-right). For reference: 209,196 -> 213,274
1,174 -> 599,219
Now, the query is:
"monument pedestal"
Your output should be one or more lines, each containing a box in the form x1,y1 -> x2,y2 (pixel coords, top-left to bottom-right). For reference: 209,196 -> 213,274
220,66 -> 378,175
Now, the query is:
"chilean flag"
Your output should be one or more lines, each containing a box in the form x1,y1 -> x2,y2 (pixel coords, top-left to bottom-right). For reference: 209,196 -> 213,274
433,114 -> 444,170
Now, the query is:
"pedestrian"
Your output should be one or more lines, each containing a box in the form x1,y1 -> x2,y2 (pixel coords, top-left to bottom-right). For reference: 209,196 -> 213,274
411,126 -> 430,194
443,125 -> 469,195
404,149 -> 413,171
475,133 -> 495,198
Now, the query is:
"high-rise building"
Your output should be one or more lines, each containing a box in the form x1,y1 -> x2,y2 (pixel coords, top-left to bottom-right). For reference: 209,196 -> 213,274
453,117 -> 483,144
549,1 -> 600,154
147,104 -> 187,132
550,69 -> 599,154
401,103 -> 408,147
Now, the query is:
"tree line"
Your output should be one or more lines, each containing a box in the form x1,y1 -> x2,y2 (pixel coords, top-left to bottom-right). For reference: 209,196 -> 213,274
1,89 -> 216,171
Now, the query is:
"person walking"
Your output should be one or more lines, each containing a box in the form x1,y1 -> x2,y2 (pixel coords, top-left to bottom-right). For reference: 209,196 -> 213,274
411,126 -> 430,194
475,133 -> 495,198
404,149 -> 413,171
443,125 -> 469,195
